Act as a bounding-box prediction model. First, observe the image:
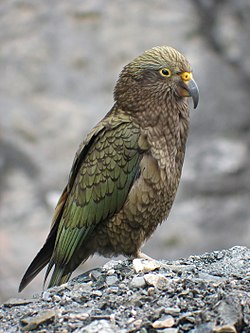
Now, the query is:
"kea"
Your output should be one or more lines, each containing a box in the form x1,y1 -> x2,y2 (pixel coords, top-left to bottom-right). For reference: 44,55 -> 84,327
19,46 -> 199,292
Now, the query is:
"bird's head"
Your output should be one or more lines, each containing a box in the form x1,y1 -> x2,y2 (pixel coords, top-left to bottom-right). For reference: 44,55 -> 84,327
114,46 -> 199,113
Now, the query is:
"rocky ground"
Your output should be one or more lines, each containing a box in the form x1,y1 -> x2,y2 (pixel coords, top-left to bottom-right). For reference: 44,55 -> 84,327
0,246 -> 249,332
1,0 -> 250,302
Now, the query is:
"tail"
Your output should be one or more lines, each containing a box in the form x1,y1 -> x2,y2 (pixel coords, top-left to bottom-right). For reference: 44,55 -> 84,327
18,234 -> 55,292
19,188 -> 68,292
45,244 -> 91,288
46,264 -> 72,289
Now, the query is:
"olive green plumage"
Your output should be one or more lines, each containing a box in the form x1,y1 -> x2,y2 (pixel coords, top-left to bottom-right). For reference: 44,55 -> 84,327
19,46 -> 199,291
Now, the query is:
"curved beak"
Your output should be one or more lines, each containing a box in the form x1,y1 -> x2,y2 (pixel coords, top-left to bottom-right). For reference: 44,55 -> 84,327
187,78 -> 199,109
179,76 -> 199,109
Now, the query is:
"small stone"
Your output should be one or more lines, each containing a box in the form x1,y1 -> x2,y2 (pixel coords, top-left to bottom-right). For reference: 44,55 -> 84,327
81,319 -> 115,333
20,310 -> 56,331
103,260 -> 122,271
68,313 -> 89,321
170,264 -> 196,273
110,313 -> 115,323
90,269 -> 103,281
52,294 -> 61,302
144,273 -> 170,290
92,290 -> 102,297
130,276 -> 146,289
3,298 -> 34,307
152,315 -> 175,329
147,287 -> 155,296
213,325 -> 237,333
41,291 -> 51,302
127,317 -> 135,325
119,283 -> 127,289
134,319 -> 143,328
133,258 -> 160,273
106,275 -> 118,285
108,286 -> 119,293
164,307 -> 181,315
107,269 -> 115,275
216,252 -> 225,260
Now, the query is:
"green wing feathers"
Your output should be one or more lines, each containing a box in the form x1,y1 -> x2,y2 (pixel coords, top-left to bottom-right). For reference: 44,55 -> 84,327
19,114 -> 143,290
46,120 -> 143,287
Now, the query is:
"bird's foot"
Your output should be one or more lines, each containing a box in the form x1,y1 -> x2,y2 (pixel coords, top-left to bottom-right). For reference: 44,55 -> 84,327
132,251 -> 161,273
136,251 -> 154,261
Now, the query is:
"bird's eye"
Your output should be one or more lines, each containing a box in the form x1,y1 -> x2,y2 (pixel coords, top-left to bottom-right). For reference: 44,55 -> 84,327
181,72 -> 192,81
160,68 -> 171,77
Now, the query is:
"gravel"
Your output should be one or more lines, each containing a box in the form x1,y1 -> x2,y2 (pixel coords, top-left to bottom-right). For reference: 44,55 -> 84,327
0,246 -> 249,332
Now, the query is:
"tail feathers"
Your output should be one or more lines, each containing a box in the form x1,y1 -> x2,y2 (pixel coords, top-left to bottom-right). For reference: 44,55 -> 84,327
19,187 -> 68,292
18,241 -> 53,292
47,266 -> 72,289
43,256 -> 72,289
46,247 -> 92,288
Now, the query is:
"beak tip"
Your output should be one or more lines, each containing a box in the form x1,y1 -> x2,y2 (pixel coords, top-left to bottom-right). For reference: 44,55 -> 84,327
189,78 -> 199,110
193,95 -> 199,109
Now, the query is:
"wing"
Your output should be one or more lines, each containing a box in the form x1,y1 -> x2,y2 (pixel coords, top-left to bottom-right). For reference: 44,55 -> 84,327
19,111 -> 144,291
19,118 -> 107,292
47,116 -> 144,287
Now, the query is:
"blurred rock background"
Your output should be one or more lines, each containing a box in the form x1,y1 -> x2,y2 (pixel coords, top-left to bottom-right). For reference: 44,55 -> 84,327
0,0 -> 250,302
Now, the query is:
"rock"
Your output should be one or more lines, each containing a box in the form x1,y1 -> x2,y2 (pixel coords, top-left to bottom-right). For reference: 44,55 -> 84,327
213,325 -> 237,333
132,258 -> 160,273
152,315 -> 175,328
78,319 -> 116,333
105,275 -> 118,286
3,298 -> 35,307
144,273 -> 170,290
42,291 -> 52,302
164,307 -> 181,316
129,276 -> 146,289
0,247 -> 250,332
20,309 -> 56,331
161,329 -> 178,333
103,260 -> 122,271
92,290 -> 102,297
214,295 -> 243,330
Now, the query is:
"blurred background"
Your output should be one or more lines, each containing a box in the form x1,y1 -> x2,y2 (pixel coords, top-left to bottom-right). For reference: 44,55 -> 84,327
0,0 -> 250,302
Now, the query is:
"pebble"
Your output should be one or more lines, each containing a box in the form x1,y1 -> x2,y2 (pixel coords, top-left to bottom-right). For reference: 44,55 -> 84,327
133,319 -> 142,328
133,258 -> 160,273
68,313 -> 89,321
3,298 -> 34,307
147,287 -> 155,296
213,325 -> 237,333
20,309 -> 56,331
161,329 -> 178,333
164,307 -> 181,315
152,315 -> 175,329
53,295 -> 61,302
92,290 -> 102,297
103,260 -> 122,271
80,319 -> 115,333
107,269 -> 115,275
90,270 -> 103,281
106,275 -> 118,285
1,248 -> 249,332
129,276 -> 146,289
144,273 -> 170,290
42,291 -> 51,302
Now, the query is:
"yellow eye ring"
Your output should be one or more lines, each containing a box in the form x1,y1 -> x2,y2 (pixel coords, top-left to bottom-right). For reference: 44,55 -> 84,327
181,72 -> 192,82
160,68 -> 171,77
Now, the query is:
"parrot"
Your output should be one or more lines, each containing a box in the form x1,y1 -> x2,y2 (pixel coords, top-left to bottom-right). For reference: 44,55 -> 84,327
19,45 -> 199,291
